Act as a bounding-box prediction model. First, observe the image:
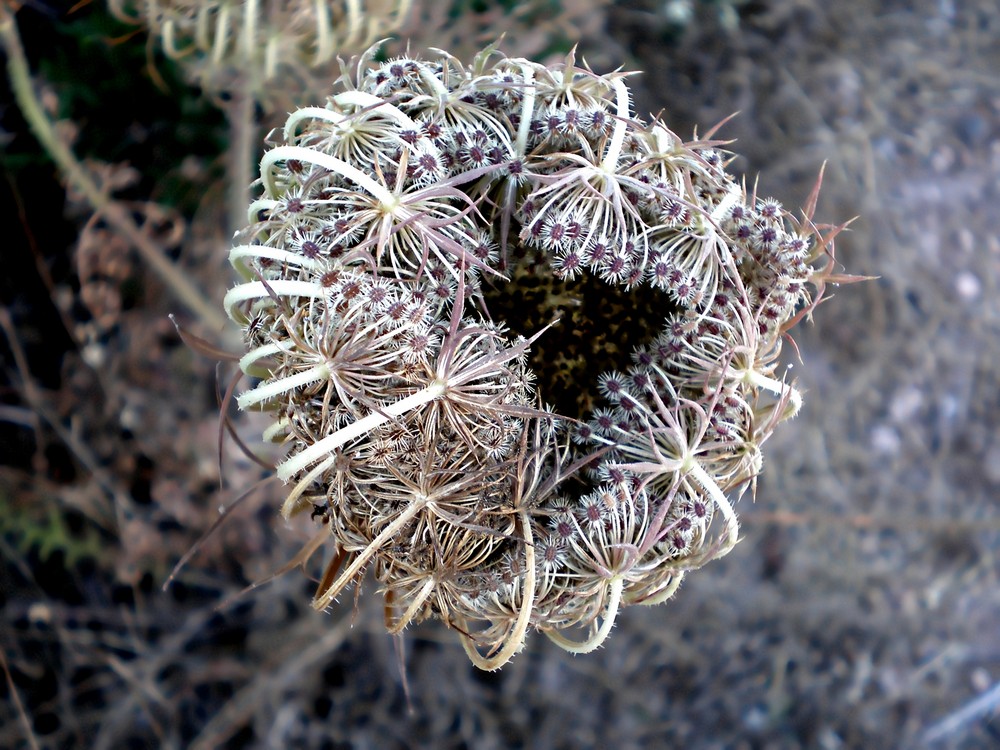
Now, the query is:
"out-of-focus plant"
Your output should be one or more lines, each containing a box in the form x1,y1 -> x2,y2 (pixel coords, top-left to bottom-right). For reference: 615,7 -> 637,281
225,43 -> 855,669
107,0 -> 416,231
0,499 -> 104,568
106,0 -> 413,105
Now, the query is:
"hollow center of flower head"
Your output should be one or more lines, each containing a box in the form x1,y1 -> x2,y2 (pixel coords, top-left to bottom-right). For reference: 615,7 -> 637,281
482,249 -> 682,421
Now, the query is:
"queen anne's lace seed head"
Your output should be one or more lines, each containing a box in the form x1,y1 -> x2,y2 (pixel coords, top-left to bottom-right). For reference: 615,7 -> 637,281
223,43 -> 848,670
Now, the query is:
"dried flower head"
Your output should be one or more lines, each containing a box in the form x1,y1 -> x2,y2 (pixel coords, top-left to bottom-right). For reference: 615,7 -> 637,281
224,44 -> 849,669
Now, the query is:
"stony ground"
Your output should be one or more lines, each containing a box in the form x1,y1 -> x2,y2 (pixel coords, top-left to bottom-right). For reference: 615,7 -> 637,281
1,1 -> 998,748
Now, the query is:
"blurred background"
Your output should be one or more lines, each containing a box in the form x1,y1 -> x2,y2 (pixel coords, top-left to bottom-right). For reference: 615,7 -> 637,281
1,1 -> 998,747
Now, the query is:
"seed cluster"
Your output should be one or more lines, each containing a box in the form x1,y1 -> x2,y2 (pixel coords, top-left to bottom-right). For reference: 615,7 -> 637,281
224,45 -> 839,669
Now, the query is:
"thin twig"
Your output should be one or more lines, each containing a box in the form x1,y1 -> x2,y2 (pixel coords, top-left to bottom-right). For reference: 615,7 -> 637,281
922,680 -> 1000,745
0,648 -> 41,750
226,73 -> 258,236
